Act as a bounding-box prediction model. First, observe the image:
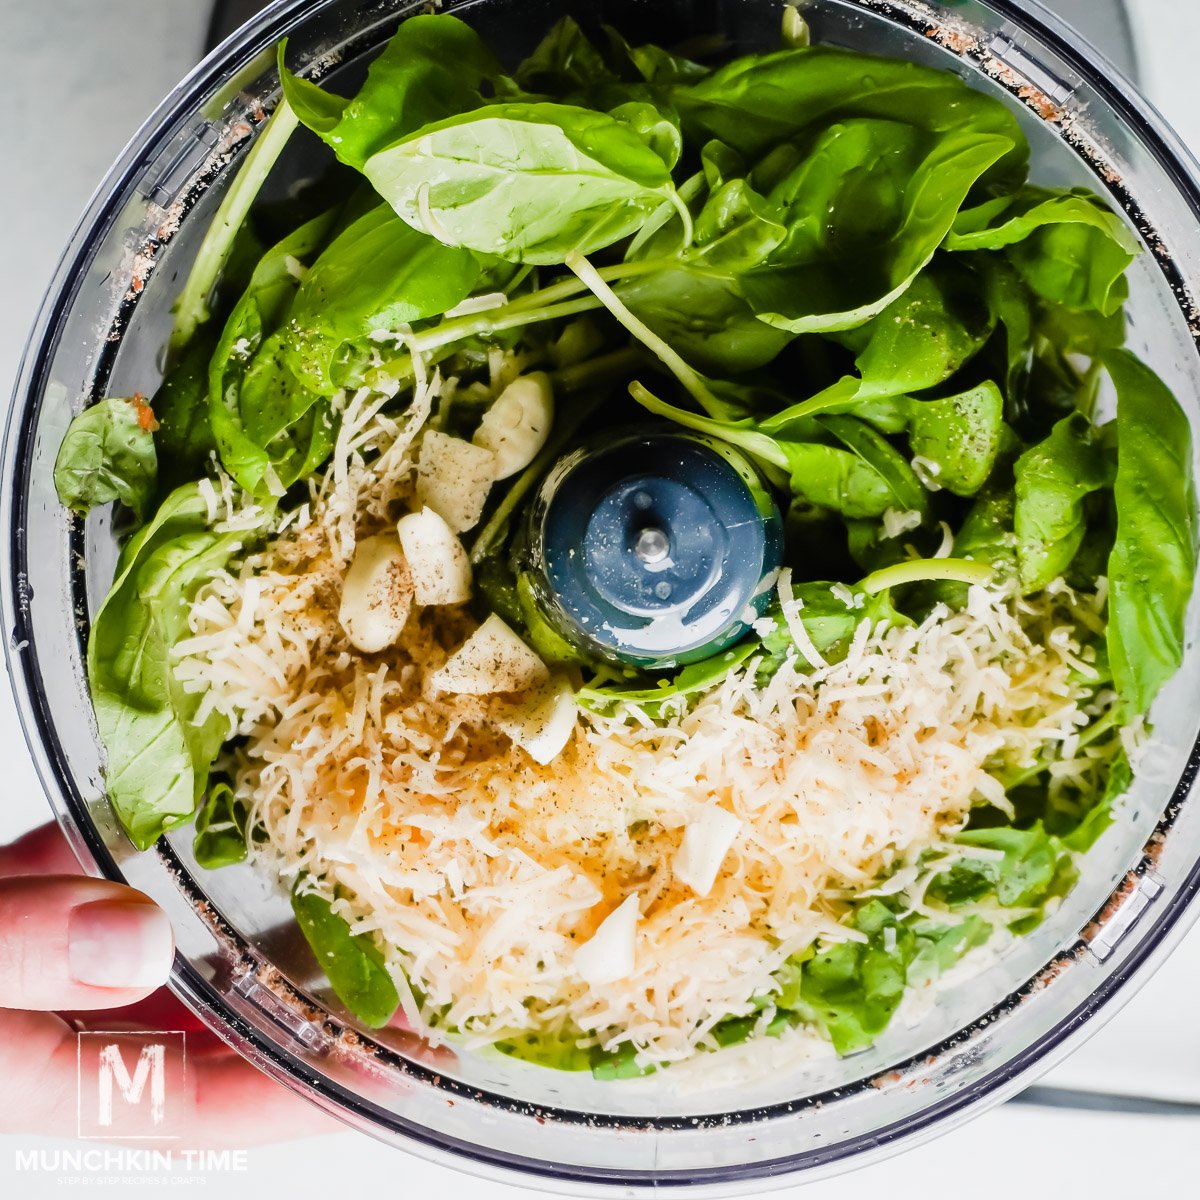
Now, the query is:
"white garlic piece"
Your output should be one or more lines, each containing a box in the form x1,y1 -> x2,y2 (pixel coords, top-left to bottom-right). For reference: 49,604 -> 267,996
338,533 -> 413,654
430,614 -> 549,695
415,431 -> 495,532
473,372 -> 554,480
492,674 -> 578,765
673,805 -> 741,898
575,893 -> 639,986
397,507 -> 472,605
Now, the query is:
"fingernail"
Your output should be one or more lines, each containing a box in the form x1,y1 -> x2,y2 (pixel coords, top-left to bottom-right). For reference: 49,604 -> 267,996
68,900 -> 174,988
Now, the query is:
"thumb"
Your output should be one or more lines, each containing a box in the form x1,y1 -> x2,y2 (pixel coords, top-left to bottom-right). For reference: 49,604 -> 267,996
0,875 -> 174,1010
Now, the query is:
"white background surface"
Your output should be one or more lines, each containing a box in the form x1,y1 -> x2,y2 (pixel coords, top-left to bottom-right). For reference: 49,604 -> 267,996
2,0 -> 1200,1195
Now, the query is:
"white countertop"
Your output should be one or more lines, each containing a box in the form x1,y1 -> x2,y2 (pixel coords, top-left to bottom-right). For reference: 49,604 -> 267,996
1,1 -> 1198,1195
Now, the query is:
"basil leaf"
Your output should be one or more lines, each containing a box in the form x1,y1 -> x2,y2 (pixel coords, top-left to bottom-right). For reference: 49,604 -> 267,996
1105,349 -> 1198,715
756,584 -> 908,678
674,45 -> 1027,191
741,119 -> 1014,333
292,888 -> 401,1028
54,397 -> 157,521
616,265 -> 794,374
949,186 -> 1137,317
284,204 -> 481,393
514,16 -> 615,96
937,825 -> 1076,919
364,102 -> 675,264
849,259 -> 994,400
496,1025 -> 596,1072
907,915 -> 992,985
603,25 -> 709,87
976,254 -> 1034,403
154,330 -> 219,492
798,900 -> 916,1055
209,210 -> 338,494
781,443 -> 903,519
759,377 -> 910,436
193,781 -> 250,869
279,16 -> 500,170
87,486 -> 264,849
1061,749 -> 1129,854
906,381 -> 1005,497
1014,413 -> 1110,592
577,640 -> 761,714
815,414 -> 929,517
608,100 -> 682,171
688,178 -> 785,268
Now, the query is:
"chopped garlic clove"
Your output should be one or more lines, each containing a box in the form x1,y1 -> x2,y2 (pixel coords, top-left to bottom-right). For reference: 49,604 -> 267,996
430,613 -> 549,695
673,805 -> 741,897
472,372 -> 554,480
416,430 -> 495,532
397,506 -> 472,605
493,674 -> 578,764
337,533 -> 413,654
575,893 -> 639,985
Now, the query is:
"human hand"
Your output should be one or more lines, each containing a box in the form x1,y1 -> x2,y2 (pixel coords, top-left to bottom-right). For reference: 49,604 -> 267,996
0,823 -> 336,1145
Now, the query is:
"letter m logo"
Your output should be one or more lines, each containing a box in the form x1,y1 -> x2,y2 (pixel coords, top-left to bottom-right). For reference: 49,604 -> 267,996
77,1031 -> 186,1139
98,1042 -> 165,1126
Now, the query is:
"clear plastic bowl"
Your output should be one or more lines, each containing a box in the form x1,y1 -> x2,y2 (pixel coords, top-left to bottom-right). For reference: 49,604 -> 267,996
6,0 -> 1200,1192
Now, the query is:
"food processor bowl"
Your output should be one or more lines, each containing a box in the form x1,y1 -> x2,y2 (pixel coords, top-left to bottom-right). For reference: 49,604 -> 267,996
6,0 -> 1200,1192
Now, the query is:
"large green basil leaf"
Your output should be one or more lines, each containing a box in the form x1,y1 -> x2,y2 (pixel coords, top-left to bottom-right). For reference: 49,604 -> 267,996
948,186 -> 1137,317
927,826 -> 1077,936
602,24 -> 709,87
193,781 -> 251,869
674,45 -> 1027,190
364,102 -> 674,264
54,397 -> 157,521
741,119 -> 1014,332
687,178 -> 786,269
975,253 -> 1034,403
796,900 -> 916,1055
779,443 -> 899,518
514,16 -> 616,96
283,204 -> 481,393
1105,349 -> 1198,715
615,265 -> 795,374
87,485 -> 264,849
812,414 -> 929,516
154,330 -> 220,492
849,258 -> 995,399
759,376 -> 910,436
1013,412 -> 1110,592
279,15 -> 500,170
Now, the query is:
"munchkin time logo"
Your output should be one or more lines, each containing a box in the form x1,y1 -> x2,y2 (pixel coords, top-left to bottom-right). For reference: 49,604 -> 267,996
10,1032 -> 249,1184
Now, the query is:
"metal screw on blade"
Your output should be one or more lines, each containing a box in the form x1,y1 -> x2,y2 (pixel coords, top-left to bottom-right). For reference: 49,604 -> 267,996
635,527 -> 670,565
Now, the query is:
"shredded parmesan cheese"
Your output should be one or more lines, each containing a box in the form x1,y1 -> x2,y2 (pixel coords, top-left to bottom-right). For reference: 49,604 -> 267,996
170,360 -> 1117,1068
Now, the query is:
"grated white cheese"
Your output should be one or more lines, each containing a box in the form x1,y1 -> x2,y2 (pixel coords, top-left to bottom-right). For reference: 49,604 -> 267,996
169,360 -> 1118,1068
882,508 -> 923,539
176,523 -> 1110,1065
777,568 -> 828,670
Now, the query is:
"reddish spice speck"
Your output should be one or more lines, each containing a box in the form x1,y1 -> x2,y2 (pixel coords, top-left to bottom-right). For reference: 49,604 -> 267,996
1018,84 -> 1061,123
130,393 -> 159,432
